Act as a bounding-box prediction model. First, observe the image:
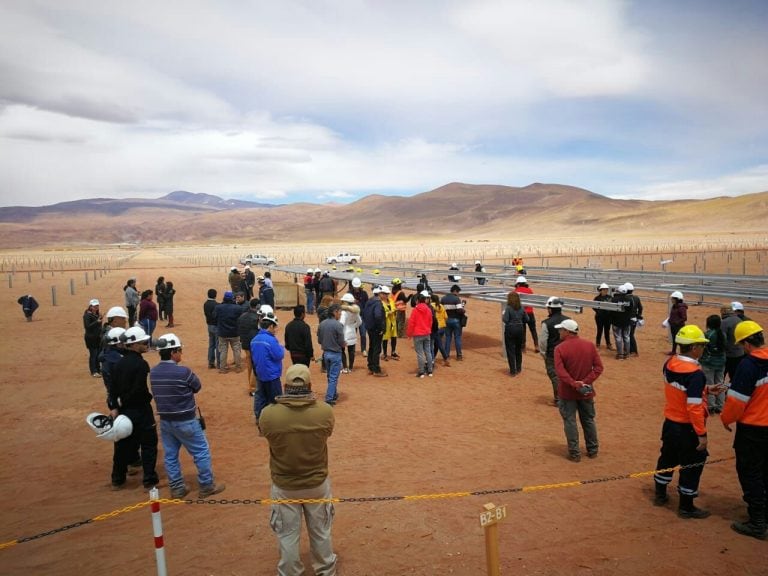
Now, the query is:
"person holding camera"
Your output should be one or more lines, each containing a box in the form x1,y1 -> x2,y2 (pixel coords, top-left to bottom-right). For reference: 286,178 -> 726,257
553,319 -> 604,462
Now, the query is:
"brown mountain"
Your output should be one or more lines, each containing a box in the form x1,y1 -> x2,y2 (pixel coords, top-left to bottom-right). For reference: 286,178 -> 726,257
0,183 -> 766,248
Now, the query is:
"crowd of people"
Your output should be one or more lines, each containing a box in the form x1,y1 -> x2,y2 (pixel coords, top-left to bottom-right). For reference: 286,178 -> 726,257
78,262 -> 766,574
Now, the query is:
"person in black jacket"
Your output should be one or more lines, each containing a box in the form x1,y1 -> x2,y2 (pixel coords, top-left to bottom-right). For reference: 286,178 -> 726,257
84,299 -> 103,377
18,294 -> 39,321
284,305 -> 315,366
624,282 -> 643,356
593,283 -> 613,350
362,287 -> 387,377
203,288 -> 220,369
214,291 -> 243,374
539,297 -> 569,406
610,286 -> 635,360
108,326 -> 159,491
238,298 -> 261,396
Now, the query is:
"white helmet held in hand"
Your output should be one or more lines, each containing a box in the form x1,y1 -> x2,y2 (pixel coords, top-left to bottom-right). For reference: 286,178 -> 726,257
86,412 -> 133,442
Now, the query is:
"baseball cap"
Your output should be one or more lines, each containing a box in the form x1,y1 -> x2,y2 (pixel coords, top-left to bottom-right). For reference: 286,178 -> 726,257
285,364 -> 311,388
555,319 -> 579,333
224,291 -> 233,299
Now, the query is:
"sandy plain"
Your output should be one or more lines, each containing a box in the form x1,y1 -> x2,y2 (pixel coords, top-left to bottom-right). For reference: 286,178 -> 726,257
1,241 -> 767,576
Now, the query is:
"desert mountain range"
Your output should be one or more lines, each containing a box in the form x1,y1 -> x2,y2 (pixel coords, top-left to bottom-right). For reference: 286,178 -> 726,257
1,183 -> 766,248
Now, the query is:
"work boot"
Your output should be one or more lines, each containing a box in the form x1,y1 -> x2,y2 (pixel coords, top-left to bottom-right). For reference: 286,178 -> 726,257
170,486 -> 190,499
653,483 -> 669,506
731,521 -> 767,540
198,483 -> 226,499
678,495 -> 710,519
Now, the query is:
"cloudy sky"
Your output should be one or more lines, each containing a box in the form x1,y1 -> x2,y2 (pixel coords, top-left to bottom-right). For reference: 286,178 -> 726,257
1,0 -> 767,207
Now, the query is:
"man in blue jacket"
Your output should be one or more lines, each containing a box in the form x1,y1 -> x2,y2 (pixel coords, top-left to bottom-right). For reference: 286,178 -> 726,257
251,310 -> 285,423
214,291 -> 243,374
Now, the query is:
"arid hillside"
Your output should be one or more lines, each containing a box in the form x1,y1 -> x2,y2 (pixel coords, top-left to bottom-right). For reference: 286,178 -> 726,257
1,183 -> 766,248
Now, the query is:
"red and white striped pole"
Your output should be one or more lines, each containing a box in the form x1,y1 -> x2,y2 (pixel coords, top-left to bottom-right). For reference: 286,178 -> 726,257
149,487 -> 168,576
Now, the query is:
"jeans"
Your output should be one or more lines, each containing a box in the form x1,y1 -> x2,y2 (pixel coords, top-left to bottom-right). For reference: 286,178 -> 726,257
413,335 -> 433,375
140,318 -> 156,339
159,418 -> 214,491
367,330 -> 383,373
269,479 -> 337,576
112,404 -> 158,487
323,351 -> 342,403
432,328 -> 448,361
207,325 -> 220,368
254,377 -> 283,419
504,328 -> 524,374
612,325 -> 630,356
358,319 -> 367,353
218,336 -> 241,369
444,317 -> 463,359
558,399 -> 598,457
654,419 -> 708,497
87,345 -> 101,374
702,365 -> 725,411
305,289 -> 315,314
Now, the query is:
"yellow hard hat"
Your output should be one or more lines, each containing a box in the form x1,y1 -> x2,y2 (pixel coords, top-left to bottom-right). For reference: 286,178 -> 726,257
392,277 -> 402,285
675,325 -> 709,345
373,269 -> 380,275
734,320 -> 763,343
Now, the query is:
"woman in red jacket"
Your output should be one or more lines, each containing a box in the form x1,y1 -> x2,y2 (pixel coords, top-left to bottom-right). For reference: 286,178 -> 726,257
406,291 -> 434,378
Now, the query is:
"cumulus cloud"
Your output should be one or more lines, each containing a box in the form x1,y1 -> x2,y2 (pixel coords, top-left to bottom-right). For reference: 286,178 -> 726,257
0,1 -> 766,206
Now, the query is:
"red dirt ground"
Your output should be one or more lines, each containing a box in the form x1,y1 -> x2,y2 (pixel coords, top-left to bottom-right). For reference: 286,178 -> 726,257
1,250 -> 766,575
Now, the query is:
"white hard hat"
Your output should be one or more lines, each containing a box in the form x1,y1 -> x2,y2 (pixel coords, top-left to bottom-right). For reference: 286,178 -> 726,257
617,285 -> 628,294
106,327 -> 126,346
341,293 -> 355,303
453,275 -> 462,281
516,276 -> 527,284
307,268 -> 314,274
598,283 -> 610,290
106,306 -> 128,319
230,266 -> 238,271
624,282 -> 634,291
351,277 -> 362,288
475,260 -> 481,265
546,296 -> 564,308
259,304 -> 274,316
670,291 -> 684,300
89,299 -> 100,307
372,286 -> 381,294
451,262 -> 458,267
156,333 -> 182,350
121,326 -> 150,344
731,301 -> 744,311
314,268 -> 321,273
379,285 -> 391,294
86,412 -> 133,442
420,290 -> 431,298
262,311 -> 279,326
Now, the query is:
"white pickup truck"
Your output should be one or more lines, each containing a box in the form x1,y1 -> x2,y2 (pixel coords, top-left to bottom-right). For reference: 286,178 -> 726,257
326,252 -> 361,265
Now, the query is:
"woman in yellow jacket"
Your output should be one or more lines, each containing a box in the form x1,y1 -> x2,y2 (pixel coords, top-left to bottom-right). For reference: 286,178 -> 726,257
381,286 -> 399,360
430,294 -> 450,366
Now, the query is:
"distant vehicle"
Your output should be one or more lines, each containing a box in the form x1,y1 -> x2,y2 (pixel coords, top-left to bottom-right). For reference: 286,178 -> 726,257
239,253 -> 276,266
326,252 -> 361,265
